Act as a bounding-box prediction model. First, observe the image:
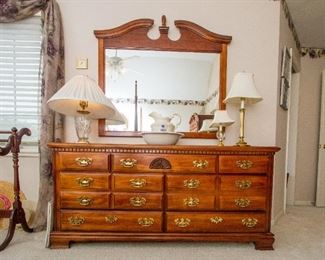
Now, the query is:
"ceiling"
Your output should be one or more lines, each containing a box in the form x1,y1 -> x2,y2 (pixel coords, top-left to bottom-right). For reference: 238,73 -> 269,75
286,0 -> 325,49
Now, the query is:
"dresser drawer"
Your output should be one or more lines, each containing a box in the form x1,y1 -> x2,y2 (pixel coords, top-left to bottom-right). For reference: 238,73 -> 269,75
56,152 -> 109,171
166,212 -> 266,233
60,191 -> 109,209
112,174 -> 163,192
61,210 -> 162,232
112,153 -> 216,174
219,156 -> 269,174
219,196 -> 266,211
112,193 -> 163,210
219,176 -> 267,195
166,175 -> 216,192
167,193 -> 215,210
60,172 -> 109,191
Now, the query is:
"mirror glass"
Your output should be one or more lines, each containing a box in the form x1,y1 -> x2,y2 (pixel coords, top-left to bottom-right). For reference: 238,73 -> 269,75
105,49 -> 220,132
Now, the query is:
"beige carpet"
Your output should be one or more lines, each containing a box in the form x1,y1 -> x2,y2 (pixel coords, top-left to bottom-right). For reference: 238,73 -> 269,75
0,206 -> 324,260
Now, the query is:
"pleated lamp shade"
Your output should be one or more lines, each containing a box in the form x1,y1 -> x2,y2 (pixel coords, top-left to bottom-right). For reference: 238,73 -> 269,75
224,72 -> 262,105
209,110 -> 235,128
47,75 -> 123,122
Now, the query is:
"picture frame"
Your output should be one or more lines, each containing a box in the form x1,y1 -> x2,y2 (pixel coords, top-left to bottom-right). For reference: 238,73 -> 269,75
279,46 -> 292,110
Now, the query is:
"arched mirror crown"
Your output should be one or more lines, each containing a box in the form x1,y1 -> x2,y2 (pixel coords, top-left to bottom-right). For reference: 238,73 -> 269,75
94,15 -> 232,138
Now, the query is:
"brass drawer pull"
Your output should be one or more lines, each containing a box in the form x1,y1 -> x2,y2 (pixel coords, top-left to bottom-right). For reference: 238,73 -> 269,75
174,218 -> 191,228
235,198 -> 251,208
183,179 -> 200,189
120,158 -> 137,168
77,196 -> 93,206
242,218 -> 258,228
129,178 -> 147,188
184,197 -> 199,207
138,217 -> 154,227
210,216 -> 224,224
68,216 -> 85,225
75,157 -> 93,167
193,160 -> 208,169
236,160 -> 253,170
105,215 -> 118,224
76,177 -> 93,187
129,196 -> 146,207
235,180 -> 252,190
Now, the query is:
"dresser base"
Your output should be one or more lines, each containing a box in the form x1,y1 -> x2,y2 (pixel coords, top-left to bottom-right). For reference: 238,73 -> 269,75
50,231 -> 274,250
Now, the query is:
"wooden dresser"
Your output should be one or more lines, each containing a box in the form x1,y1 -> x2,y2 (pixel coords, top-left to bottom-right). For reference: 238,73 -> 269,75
48,143 -> 280,250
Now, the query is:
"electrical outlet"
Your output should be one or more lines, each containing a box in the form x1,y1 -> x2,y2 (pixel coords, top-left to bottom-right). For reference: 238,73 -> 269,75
76,58 -> 88,69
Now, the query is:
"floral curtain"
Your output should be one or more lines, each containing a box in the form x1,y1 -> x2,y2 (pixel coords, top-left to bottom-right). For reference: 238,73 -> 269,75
0,0 -> 64,230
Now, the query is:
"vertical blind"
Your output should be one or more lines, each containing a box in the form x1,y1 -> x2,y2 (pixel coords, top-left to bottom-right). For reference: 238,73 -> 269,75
0,16 -> 42,143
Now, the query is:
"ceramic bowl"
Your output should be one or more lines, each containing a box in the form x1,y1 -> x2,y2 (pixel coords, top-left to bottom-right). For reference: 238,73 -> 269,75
141,132 -> 184,145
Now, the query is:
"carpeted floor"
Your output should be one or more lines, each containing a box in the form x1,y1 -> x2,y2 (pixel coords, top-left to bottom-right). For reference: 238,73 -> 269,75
0,206 -> 324,260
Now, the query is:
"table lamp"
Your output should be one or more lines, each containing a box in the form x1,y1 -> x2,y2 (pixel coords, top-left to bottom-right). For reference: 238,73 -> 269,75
224,72 -> 262,146
47,75 -> 124,143
209,110 -> 235,146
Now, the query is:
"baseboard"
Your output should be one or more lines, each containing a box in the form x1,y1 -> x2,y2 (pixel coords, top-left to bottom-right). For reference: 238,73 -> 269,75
271,209 -> 284,226
294,201 -> 315,206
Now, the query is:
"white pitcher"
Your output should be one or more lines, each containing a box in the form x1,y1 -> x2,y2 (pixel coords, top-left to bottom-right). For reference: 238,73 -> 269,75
149,112 -> 182,132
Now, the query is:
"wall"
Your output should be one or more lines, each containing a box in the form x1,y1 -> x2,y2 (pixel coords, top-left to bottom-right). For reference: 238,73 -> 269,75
273,2 -> 301,219
294,56 -> 325,204
58,0 -> 280,147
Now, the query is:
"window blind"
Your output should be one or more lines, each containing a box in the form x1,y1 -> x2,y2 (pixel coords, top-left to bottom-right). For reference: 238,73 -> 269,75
0,16 -> 42,144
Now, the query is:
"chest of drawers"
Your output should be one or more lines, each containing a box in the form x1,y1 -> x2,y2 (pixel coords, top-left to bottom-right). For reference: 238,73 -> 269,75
48,143 -> 279,250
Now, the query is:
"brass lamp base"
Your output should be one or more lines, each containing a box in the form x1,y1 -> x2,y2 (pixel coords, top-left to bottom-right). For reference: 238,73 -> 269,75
236,137 -> 250,147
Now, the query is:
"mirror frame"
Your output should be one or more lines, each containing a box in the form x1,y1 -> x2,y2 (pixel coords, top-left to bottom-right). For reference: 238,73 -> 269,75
94,15 -> 232,138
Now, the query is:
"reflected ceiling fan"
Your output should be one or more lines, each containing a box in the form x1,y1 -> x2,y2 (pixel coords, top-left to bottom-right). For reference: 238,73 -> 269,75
106,50 -> 140,81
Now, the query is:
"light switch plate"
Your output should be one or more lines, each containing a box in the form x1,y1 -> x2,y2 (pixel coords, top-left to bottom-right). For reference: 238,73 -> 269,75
76,58 -> 88,69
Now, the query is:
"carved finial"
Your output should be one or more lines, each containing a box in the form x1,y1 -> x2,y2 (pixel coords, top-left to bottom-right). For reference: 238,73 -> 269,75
159,15 -> 169,35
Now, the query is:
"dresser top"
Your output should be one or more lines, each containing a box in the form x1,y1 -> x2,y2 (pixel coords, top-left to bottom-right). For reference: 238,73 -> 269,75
48,143 -> 280,155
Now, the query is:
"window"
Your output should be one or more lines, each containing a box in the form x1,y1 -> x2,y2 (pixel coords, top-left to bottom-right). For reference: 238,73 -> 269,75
0,16 -> 42,146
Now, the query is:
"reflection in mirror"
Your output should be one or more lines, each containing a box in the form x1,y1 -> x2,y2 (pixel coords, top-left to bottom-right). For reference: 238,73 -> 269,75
105,49 -> 220,132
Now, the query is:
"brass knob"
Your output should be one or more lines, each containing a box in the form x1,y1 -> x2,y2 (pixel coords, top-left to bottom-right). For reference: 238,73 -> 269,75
129,196 -> 146,207
68,216 -> 85,225
120,158 -> 137,168
138,217 -> 154,227
235,198 -> 251,208
242,218 -> 258,228
75,157 -> 93,167
235,180 -> 252,190
183,179 -> 200,189
183,197 -> 200,207
77,196 -> 92,206
210,216 -> 224,224
129,178 -> 147,188
174,218 -> 191,228
76,177 -> 93,187
193,160 -> 208,169
105,215 -> 118,224
236,160 -> 253,170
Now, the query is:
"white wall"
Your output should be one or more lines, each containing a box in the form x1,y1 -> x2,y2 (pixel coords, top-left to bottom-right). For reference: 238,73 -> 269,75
273,3 -> 301,220
58,0 -> 280,147
294,56 -> 325,204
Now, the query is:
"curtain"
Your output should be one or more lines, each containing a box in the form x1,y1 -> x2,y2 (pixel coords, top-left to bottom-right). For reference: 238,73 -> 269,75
0,0 -> 64,230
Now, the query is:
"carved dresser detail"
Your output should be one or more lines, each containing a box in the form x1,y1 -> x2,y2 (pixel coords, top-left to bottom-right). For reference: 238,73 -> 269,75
48,143 -> 280,250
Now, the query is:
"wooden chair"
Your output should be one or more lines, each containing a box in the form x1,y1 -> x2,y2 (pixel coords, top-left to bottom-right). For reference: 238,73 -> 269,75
0,127 -> 33,251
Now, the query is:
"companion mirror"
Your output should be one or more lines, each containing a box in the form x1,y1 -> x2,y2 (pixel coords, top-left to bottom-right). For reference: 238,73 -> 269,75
95,16 -> 231,138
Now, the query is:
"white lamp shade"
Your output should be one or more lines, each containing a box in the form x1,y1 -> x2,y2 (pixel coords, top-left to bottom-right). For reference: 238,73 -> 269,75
47,75 -> 121,120
106,110 -> 127,125
224,72 -> 263,105
209,110 -> 235,128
